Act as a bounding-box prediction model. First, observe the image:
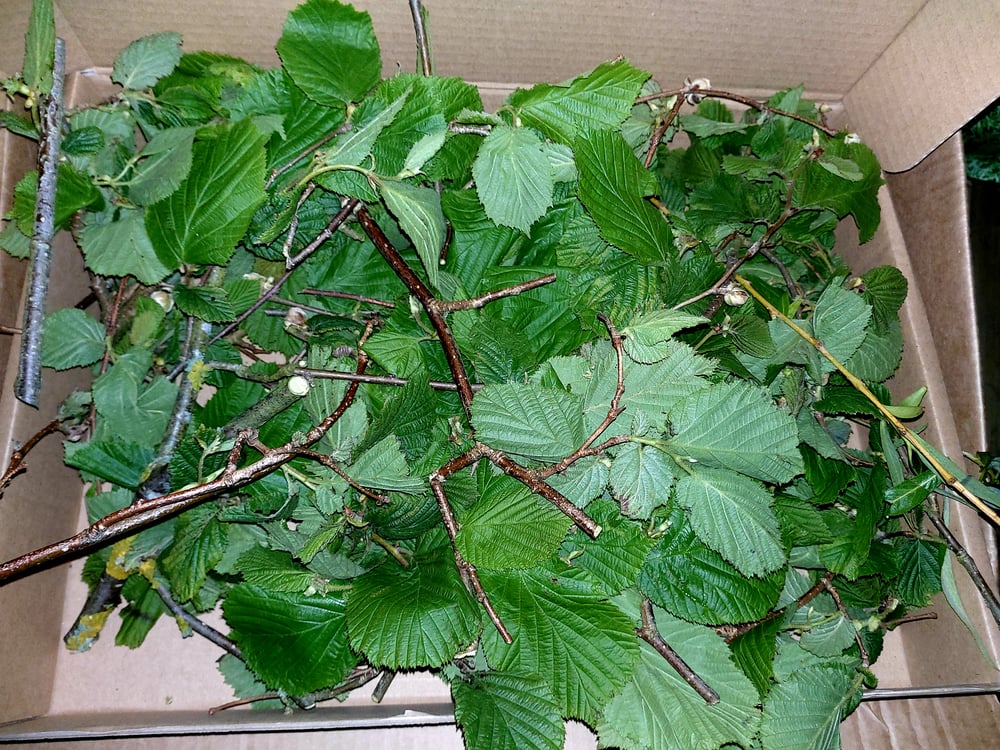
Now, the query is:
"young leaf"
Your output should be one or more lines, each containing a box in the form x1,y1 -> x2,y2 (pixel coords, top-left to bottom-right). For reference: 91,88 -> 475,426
452,672 -> 565,750
598,614 -> 761,750
378,179 -> 446,288
621,308 -> 706,364
508,59 -> 649,144
561,498 -> 655,594
40,308 -> 105,370
223,583 -> 357,695
471,382 -> 585,462
576,129 -> 673,263
885,470 -> 939,516
127,126 -> 196,206
323,90 -> 410,167
608,441 -> 675,519
112,32 -> 183,90
812,281 -> 871,367
895,537 -> 946,606
146,119 -> 266,269
23,0 -> 55,93
345,537 -> 481,668
350,434 -> 426,494
276,0 -> 381,107
472,124 -> 554,233
667,381 -> 803,484
676,466 -> 786,578
480,565 -> 638,724
456,474 -> 570,569
64,440 -> 155,489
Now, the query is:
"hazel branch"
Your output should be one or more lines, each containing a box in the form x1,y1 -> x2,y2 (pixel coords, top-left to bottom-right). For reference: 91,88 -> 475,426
736,273 -> 1000,529
150,574 -> 242,658
15,38 -> 66,407
0,418 -> 63,496
638,598 -> 719,704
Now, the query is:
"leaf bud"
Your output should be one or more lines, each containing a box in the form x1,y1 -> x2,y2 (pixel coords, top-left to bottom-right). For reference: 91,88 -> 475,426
287,375 -> 311,396
150,289 -> 173,312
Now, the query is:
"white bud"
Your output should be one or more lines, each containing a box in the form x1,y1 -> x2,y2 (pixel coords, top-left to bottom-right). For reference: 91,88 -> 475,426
683,77 -> 711,105
150,290 -> 173,312
844,132 -> 862,145
724,287 -> 749,306
287,375 -> 311,396
283,307 -> 309,329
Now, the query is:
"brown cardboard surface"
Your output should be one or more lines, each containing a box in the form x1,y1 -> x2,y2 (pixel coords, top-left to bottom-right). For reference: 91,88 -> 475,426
2,1 -> 1000,747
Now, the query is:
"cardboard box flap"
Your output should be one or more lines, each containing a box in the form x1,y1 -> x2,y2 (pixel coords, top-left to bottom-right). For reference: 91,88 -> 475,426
3,1 -> 999,173
843,0 -> 1000,173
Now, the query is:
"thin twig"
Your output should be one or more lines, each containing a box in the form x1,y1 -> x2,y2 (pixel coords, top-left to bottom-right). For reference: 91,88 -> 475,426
434,274 -> 558,312
408,0 -> 432,76
372,670 -> 396,703
723,572 -> 832,642
151,576 -> 242,658
15,38 -> 66,406
0,418 -> 62,495
926,506 -> 1000,630
638,598 -> 719,704
822,576 -> 870,667
300,288 -> 395,308
207,360 -> 482,393
644,93 -> 684,169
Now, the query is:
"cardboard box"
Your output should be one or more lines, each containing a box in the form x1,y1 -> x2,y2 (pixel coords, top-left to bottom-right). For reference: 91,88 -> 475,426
2,1 -> 1000,746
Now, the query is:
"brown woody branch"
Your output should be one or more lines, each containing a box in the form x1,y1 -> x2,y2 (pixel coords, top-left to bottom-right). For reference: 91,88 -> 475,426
638,598 -> 719,704
0,418 -> 63,496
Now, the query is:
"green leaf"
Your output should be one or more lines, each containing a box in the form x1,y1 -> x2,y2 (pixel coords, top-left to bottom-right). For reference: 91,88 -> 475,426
760,648 -> 860,750
323,90 -> 410,167
677,467 -> 786,577
609,441 -> 675,519
792,137 -> 883,243
224,584 -> 357,695
452,672 -> 564,750
576,129 -> 673,263
0,111 -> 38,140
217,653 -> 283,711
23,0 -> 55,93
112,32 -> 183,90
115,575 -> 168,649
146,119 -> 266,269
236,545 -> 321,594
40,308 -> 105,370
402,128 -> 448,176
798,610 -> 858,658
13,165 -> 104,235
92,350 -> 178,448
172,284 -> 236,322
895,538 -> 946,606
350,435 -> 426,494
456,474 -> 570,570
680,113 -> 749,137
276,0 -> 380,107
346,536 -> 481,668
472,382 -> 585,462
127,126 -> 196,206
64,440 -> 155,489
480,565 -> 638,723
508,59 -> 649,144
667,381 -> 803,484
81,208 -> 172,285
639,506 -> 785,624
885,470 -> 939,516
473,124 -> 554,233
62,126 -> 105,155
812,281 -> 871,367
621,309 -> 706,364
161,504 -> 227,602
598,613 -> 761,750
378,180 -> 446,288
561,498 -> 655,594
859,265 -> 907,334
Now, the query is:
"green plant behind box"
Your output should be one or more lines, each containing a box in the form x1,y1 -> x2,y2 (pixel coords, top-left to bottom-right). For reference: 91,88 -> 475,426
3,1 -> 1000,748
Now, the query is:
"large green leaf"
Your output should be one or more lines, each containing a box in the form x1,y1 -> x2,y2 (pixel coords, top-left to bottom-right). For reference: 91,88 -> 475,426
666,381 -> 803,484
676,466 -> 786,577
760,644 -> 861,750
92,349 -> 178,448
576,129 -> 672,263
345,535 -> 481,668
146,119 -> 266,269
473,124 -> 554,233
561,499 -> 655,594
621,308 -> 707,364
379,179 -> 446,288
608,441 -> 675,519
112,32 -> 182,90
236,545 -> 321,595
323,90 -> 409,168
508,59 -> 649,144
456,474 -> 570,570
127,126 -> 196,206
350,434 -> 427,494
639,506 -> 785,624
452,672 -> 564,750
64,440 -> 155,490
471,382 -> 585,463
480,565 -> 638,723
40,308 -> 105,370
598,614 -> 761,750
81,208 -> 172,284
276,0 -> 380,107
812,281 -> 871,368
224,584 -> 357,695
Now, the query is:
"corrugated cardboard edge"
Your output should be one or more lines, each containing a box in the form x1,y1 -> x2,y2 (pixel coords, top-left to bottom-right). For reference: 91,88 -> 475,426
844,0 -> 1000,173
